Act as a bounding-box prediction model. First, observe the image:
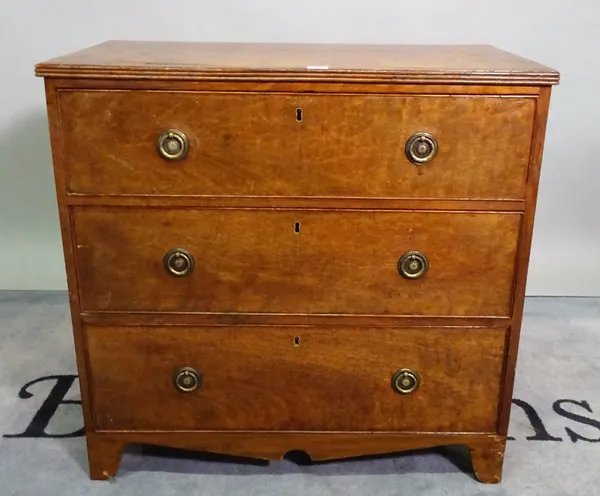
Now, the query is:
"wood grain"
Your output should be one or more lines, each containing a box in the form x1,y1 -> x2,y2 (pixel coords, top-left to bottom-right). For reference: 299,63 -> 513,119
36,41 -> 559,484
470,436 -> 506,483
52,77 -> 540,94
85,325 -> 506,432
79,312 -> 512,328
58,90 -> 535,199
86,433 -> 124,480
52,77 -> 543,95
35,41 -> 559,85
72,208 -> 521,317
42,80 -> 96,432
65,194 -> 526,212
85,431 -> 505,481
498,86 -> 554,433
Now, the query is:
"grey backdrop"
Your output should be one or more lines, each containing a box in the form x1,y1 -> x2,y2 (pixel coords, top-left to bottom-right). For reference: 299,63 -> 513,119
1,0 -> 597,295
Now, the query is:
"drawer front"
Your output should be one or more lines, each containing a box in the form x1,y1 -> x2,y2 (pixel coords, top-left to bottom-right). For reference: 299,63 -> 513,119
59,91 -> 535,199
73,208 -> 520,317
86,326 -> 506,432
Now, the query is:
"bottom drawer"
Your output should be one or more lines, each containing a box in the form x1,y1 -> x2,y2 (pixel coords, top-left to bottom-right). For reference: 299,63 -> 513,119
85,326 -> 507,432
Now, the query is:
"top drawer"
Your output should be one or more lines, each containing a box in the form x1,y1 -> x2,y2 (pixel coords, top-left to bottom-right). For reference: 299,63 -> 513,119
57,91 -> 535,199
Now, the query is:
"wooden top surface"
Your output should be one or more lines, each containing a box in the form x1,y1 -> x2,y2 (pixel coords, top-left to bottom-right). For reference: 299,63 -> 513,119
35,40 -> 559,85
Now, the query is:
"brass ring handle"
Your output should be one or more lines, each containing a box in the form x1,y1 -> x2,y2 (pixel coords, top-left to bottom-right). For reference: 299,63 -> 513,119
164,249 -> 195,277
157,129 -> 189,161
405,132 -> 438,165
391,369 -> 421,395
173,367 -> 202,393
398,251 -> 429,279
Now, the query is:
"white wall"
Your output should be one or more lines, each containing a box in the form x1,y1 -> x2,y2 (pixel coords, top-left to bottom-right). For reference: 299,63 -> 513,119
0,0 -> 598,295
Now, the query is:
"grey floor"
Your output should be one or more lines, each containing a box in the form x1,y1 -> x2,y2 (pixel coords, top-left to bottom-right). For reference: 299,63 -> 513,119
0,292 -> 599,495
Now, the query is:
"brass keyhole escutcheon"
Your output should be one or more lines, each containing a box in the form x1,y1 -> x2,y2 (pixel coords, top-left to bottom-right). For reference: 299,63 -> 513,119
164,249 -> 195,277
173,367 -> 202,393
405,132 -> 438,165
157,129 -> 189,161
398,251 -> 429,280
391,369 -> 420,395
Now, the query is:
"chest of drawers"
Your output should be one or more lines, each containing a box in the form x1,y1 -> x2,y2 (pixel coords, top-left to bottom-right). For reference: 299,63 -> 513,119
36,41 -> 559,483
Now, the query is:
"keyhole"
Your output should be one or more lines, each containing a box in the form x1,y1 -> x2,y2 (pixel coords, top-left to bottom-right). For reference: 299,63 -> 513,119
296,108 -> 303,122
294,221 -> 301,234
294,336 -> 300,346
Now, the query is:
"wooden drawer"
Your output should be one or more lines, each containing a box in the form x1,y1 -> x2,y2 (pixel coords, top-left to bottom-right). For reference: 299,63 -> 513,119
58,91 -> 535,199
73,207 -> 520,317
86,325 -> 506,432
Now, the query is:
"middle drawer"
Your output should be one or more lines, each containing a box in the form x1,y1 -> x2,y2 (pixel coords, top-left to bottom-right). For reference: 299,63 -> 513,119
73,208 -> 520,317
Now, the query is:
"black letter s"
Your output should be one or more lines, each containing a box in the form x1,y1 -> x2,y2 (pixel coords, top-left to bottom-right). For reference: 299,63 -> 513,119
553,399 -> 600,443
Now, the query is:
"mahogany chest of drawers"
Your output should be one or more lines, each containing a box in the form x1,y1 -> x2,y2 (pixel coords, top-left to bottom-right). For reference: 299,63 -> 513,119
36,41 -> 559,483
